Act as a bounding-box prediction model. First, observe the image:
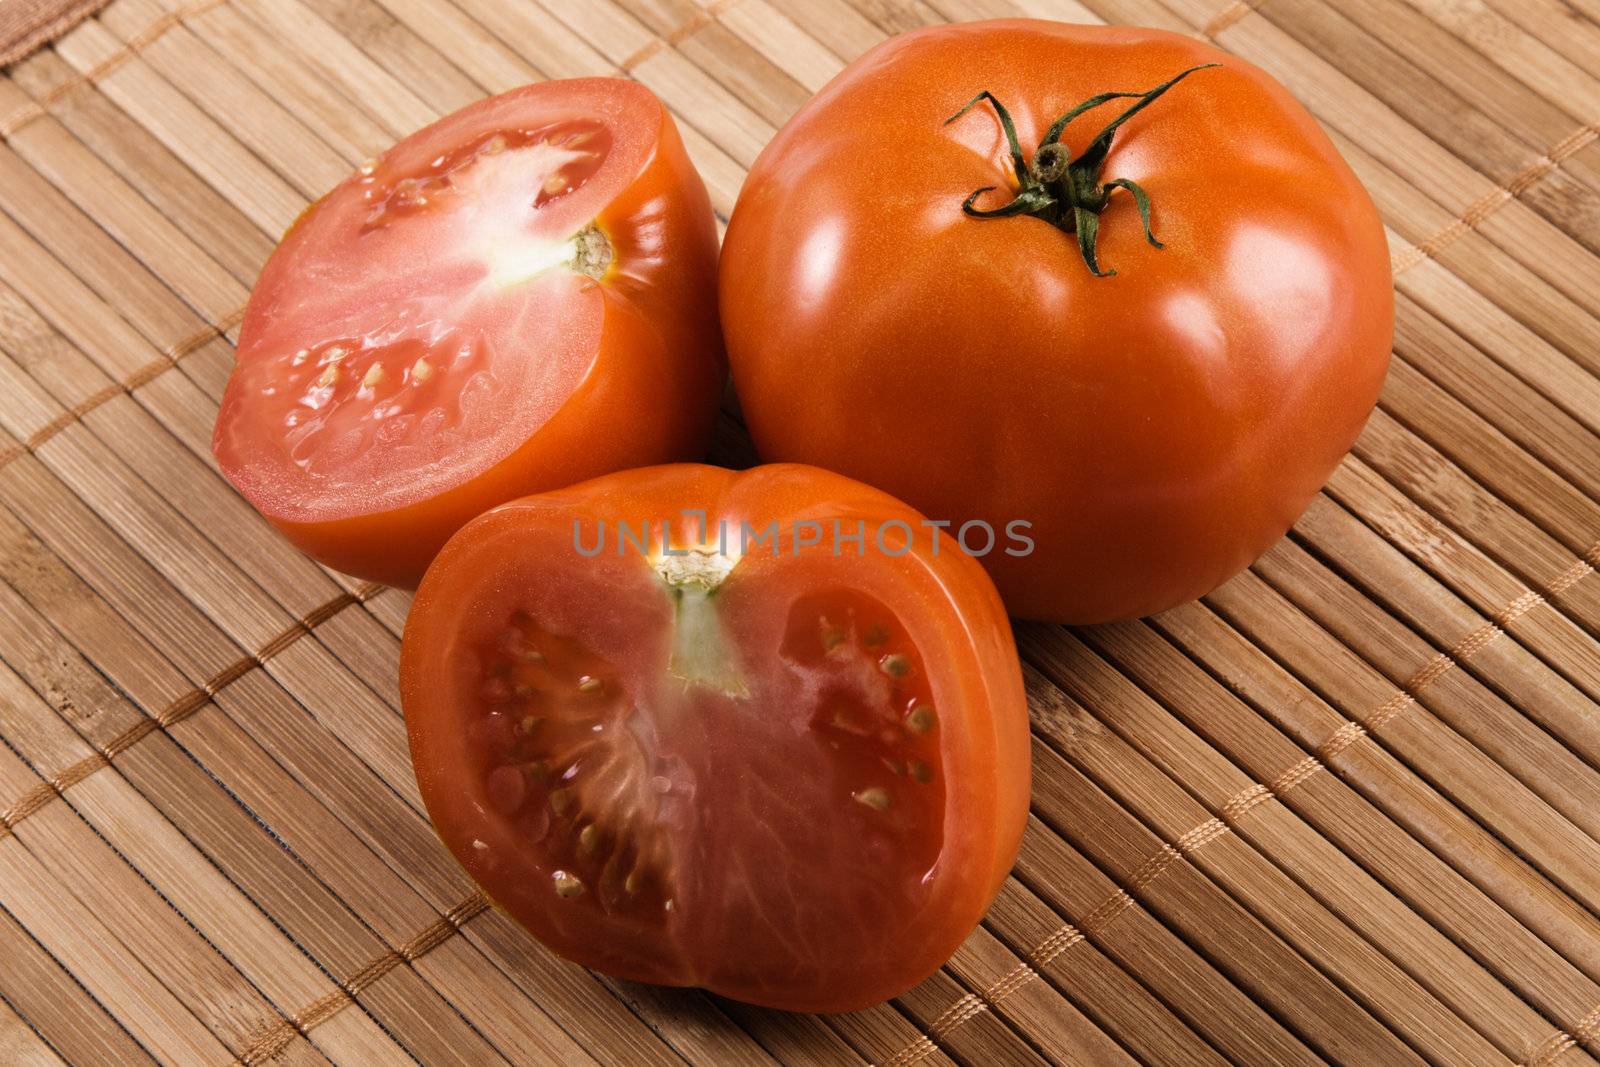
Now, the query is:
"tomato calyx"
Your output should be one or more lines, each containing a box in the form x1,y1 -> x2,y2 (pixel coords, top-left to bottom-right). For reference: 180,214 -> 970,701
944,63 -> 1218,276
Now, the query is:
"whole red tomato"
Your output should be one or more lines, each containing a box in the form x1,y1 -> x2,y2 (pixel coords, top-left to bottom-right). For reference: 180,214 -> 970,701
720,21 -> 1393,623
215,79 -> 723,588
402,464 -> 1029,1011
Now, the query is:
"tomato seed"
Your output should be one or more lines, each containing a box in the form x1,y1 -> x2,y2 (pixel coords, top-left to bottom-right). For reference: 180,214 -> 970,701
880,653 -> 911,677
552,870 -> 585,898
819,617 -> 847,650
411,357 -> 434,382
909,760 -> 933,784
906,705 -> 937,734
853,786 -> 891,811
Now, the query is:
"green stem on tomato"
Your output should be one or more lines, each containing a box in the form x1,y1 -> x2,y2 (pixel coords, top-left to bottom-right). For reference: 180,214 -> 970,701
945,64 -> 1218,277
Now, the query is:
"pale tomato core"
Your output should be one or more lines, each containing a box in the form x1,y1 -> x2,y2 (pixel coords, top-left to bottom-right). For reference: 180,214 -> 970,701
359,121 -> 612,232
453,567 -> 947,992
220,115 -> 633,523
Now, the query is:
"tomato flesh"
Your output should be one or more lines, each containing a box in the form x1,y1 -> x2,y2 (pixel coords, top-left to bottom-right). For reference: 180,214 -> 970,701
403,465 -> 1029,1011
451,559 -> 948,992
220,116 -> 623,522
215,80 -> 723,587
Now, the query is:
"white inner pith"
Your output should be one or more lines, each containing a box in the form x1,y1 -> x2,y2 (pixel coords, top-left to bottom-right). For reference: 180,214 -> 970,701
654,549 -> 749,698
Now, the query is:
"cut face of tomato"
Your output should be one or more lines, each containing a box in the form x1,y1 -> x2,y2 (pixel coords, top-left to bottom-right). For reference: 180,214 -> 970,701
402,465 -> 1030,1012
215,79 -> 723,587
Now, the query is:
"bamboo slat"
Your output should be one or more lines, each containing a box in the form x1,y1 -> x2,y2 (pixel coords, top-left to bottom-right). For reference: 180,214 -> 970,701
3,0 -> 1600,1064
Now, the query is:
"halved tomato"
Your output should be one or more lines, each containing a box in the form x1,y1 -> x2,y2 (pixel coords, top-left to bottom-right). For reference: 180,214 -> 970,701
401,464 -> 1030,1011
215,79 -> 724,587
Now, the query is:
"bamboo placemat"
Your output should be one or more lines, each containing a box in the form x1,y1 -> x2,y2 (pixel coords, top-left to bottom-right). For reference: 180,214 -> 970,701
1,0 -> 1598,1064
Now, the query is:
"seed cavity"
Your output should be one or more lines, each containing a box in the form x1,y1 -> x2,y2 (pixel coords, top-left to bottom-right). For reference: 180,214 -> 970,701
854,786 -> 891,811
906,705 -> 937,734
480,602 -> 677,916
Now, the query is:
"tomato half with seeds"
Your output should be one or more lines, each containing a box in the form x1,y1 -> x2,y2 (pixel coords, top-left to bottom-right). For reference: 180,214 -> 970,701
401,464 -> 1029,1011
215,79 -> 723,587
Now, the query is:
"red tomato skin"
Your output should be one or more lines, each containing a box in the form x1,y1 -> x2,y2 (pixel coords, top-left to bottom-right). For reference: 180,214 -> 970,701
719,21 -> 1393,623
220,80 -> 724,588
402,464 -> 1030,1012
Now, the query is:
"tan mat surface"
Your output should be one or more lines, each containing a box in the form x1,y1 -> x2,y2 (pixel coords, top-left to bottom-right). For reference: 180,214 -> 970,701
2,1 -> 1600,1065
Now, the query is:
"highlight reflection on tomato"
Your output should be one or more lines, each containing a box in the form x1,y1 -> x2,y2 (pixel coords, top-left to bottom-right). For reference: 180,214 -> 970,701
720,20 -> 1393,623
215,78 -> 723,588
401,464 -> 1030,1012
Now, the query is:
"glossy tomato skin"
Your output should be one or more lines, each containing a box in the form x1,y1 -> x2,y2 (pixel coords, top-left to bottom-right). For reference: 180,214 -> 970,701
720,21 -> 1393,623
217,79 -> 723,588
402,464 -> 1029,1012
